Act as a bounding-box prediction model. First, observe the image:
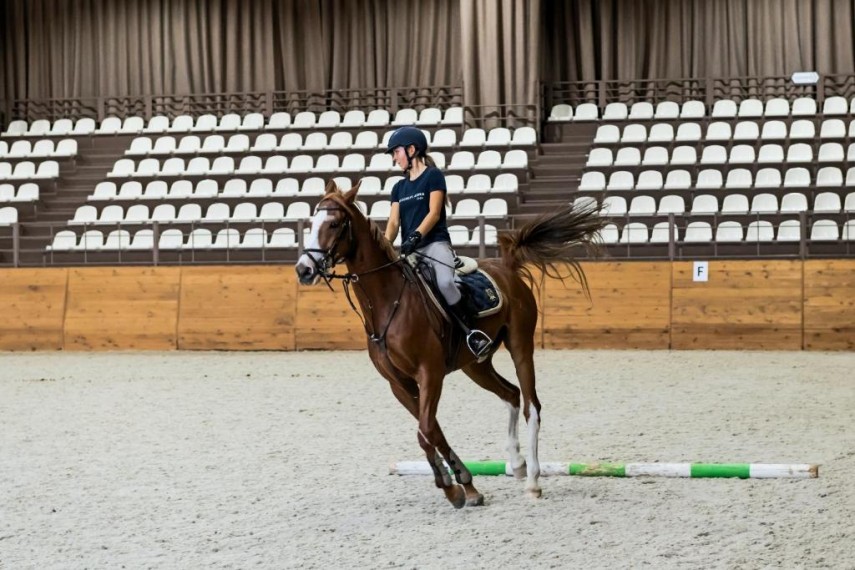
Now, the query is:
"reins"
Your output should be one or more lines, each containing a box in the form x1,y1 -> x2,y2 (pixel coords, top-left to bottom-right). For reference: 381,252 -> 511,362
322,256 -> 412,348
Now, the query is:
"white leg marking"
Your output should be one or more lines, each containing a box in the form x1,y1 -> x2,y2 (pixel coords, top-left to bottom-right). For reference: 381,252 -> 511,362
505,402 -> 525,470
526,402 -> 541,494
434,452 -> 452,487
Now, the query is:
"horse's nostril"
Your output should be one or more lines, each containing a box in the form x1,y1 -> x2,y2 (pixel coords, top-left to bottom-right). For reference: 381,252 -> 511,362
296,263 -> 314,282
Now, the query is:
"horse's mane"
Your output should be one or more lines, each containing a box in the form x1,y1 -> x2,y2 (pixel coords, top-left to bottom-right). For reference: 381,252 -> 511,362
320,189 -> 398,261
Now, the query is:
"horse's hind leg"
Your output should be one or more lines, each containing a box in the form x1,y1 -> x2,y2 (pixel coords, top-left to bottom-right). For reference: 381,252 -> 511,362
462,360 -> 527,479
506,329 -> 542,498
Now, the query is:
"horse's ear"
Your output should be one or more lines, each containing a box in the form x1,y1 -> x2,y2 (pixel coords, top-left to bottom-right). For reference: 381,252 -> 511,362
324,179 -> 339,195
343,179 -> 362,203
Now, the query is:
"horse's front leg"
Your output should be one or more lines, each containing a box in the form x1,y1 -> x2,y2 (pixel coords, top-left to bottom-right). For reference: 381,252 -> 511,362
383,372 -> 463,506
416,367 -> 483,508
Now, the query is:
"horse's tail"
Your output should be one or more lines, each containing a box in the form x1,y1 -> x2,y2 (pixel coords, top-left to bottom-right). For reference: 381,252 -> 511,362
498,200 -> 606,297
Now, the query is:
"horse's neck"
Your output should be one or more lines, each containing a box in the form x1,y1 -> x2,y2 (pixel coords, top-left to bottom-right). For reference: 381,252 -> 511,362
344,216 -> 445,351
344,219 -> 404,307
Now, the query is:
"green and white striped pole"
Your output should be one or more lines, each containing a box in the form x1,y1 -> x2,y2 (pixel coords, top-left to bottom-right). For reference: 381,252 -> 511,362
390,461 -> 819,479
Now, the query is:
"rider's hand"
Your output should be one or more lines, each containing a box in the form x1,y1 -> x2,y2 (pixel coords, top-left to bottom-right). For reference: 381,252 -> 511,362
400,231 -> 423,255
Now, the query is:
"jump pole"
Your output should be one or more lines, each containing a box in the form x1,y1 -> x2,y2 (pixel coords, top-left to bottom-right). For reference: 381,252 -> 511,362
390,461 -> 819,479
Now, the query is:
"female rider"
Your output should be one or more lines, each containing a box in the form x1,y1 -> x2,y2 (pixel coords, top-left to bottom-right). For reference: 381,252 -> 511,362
383,126 -> 490,357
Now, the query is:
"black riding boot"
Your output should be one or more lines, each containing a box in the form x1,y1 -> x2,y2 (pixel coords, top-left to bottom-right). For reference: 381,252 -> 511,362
449,299 -> 492,359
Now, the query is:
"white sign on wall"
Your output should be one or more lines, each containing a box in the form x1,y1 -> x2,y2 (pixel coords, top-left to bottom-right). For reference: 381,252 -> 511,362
693,261 -> 709,282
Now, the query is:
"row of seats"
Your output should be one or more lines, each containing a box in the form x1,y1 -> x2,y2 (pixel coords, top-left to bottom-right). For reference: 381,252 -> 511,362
124,127 -> 536,157
587,143 -> 855,168
73,201 -> 318,224
0,183 -> 39,203
0,139 -> 78,159
0,161 -> 60,180
599,219 -> 854,244
593,119 -> 855,145
128,131 -> 388,155
88,173 -> 519,202
90,177 -> 358,201
70,197 -> 509,226
49,227 -> 303,251
3,107 -> 464,138
578,192 -> 855,216
2,118 -> 98,138
579,167 -> 855,191
50,219 -> 851,252
48,223 -> 499,252
107,150 -> 529,178
547,96 -> 855,122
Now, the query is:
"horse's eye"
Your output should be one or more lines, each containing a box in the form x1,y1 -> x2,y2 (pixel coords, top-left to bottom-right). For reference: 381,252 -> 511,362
330,221 -> 340,229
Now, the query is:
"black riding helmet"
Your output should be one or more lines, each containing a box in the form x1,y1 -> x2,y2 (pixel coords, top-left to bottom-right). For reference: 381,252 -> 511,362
386,126 -> 428,156
386,126 -> 428,174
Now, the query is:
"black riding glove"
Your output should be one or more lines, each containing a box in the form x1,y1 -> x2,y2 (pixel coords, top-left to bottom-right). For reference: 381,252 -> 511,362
400,231 -> 423,255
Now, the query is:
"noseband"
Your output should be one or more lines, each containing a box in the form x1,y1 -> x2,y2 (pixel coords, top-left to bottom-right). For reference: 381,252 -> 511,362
302,204 -> 357,287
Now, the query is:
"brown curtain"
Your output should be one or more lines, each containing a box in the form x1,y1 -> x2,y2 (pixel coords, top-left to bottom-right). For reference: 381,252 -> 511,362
543,0 -> 855,84
324,0 -> 461,90
812,0 -> 855,74
0,0 -> 461,103
460,0 -> 542,125
6,0 -> 855,120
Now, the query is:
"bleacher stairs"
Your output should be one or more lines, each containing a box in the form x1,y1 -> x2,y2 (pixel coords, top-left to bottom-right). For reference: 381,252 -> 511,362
520,142 -> 587,212
16,138 -> 128,265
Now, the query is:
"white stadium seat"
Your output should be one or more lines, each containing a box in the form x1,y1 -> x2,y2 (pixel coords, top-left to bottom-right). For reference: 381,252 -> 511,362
620,222 -> 648,243
548,104 -> 572,122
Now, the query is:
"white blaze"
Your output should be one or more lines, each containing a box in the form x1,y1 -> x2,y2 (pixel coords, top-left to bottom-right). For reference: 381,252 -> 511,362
296,209 -> 335,269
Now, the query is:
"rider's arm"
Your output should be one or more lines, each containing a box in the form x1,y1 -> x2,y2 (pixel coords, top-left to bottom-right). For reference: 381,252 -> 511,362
385,202 -> 401,242
414,190 -> 445,237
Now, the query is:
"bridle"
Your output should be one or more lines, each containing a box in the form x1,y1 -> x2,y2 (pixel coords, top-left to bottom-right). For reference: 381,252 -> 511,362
302,203 -> 358,290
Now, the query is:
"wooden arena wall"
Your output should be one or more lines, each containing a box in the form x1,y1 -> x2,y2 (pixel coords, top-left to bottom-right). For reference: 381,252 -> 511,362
0,260 -> 852,351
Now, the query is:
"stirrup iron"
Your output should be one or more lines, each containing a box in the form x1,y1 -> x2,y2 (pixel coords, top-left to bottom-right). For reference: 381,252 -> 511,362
466,328 -> 493,361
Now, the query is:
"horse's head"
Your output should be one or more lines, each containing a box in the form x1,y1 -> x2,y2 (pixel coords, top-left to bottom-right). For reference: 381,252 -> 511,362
295,178 -> 362,285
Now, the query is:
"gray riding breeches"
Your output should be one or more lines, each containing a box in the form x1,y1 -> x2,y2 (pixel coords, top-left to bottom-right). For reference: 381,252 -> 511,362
416,240 -> 461,306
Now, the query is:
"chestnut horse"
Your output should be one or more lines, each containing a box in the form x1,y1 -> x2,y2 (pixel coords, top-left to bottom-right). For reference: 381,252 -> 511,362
295,180 -> 604,508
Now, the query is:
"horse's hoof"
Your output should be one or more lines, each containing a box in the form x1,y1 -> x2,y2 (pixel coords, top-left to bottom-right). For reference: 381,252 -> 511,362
526,487 -> 542,499
445,485 -> 466,509
466,492 -> 485,507
512,463 -> 527,479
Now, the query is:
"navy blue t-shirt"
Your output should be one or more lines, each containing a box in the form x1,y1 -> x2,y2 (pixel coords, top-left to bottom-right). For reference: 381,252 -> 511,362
391,166 -> 451,246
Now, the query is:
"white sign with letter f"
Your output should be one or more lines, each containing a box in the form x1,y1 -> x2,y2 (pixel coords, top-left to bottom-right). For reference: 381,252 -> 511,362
693,261 -> 709,282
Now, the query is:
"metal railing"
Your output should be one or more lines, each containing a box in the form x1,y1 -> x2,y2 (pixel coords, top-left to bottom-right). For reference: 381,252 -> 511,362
462,103 -> 542,136
0,216 -> 504,267
596,211 -> 854,260
1,212 -> 852,268
0,85 -> 464,126
7,72 -> 855,134
541,73 -> 855,119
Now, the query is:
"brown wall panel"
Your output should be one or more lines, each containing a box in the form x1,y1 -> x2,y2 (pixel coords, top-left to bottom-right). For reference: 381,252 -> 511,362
64,267 -> 181,350
295,284 -> 367,350
0,261 -> 851,352
803,260 -> 855,350
671,260 -> 803,350
177,266 -> 297,350
542,262 -> 671,349
0,268 -> 68,350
